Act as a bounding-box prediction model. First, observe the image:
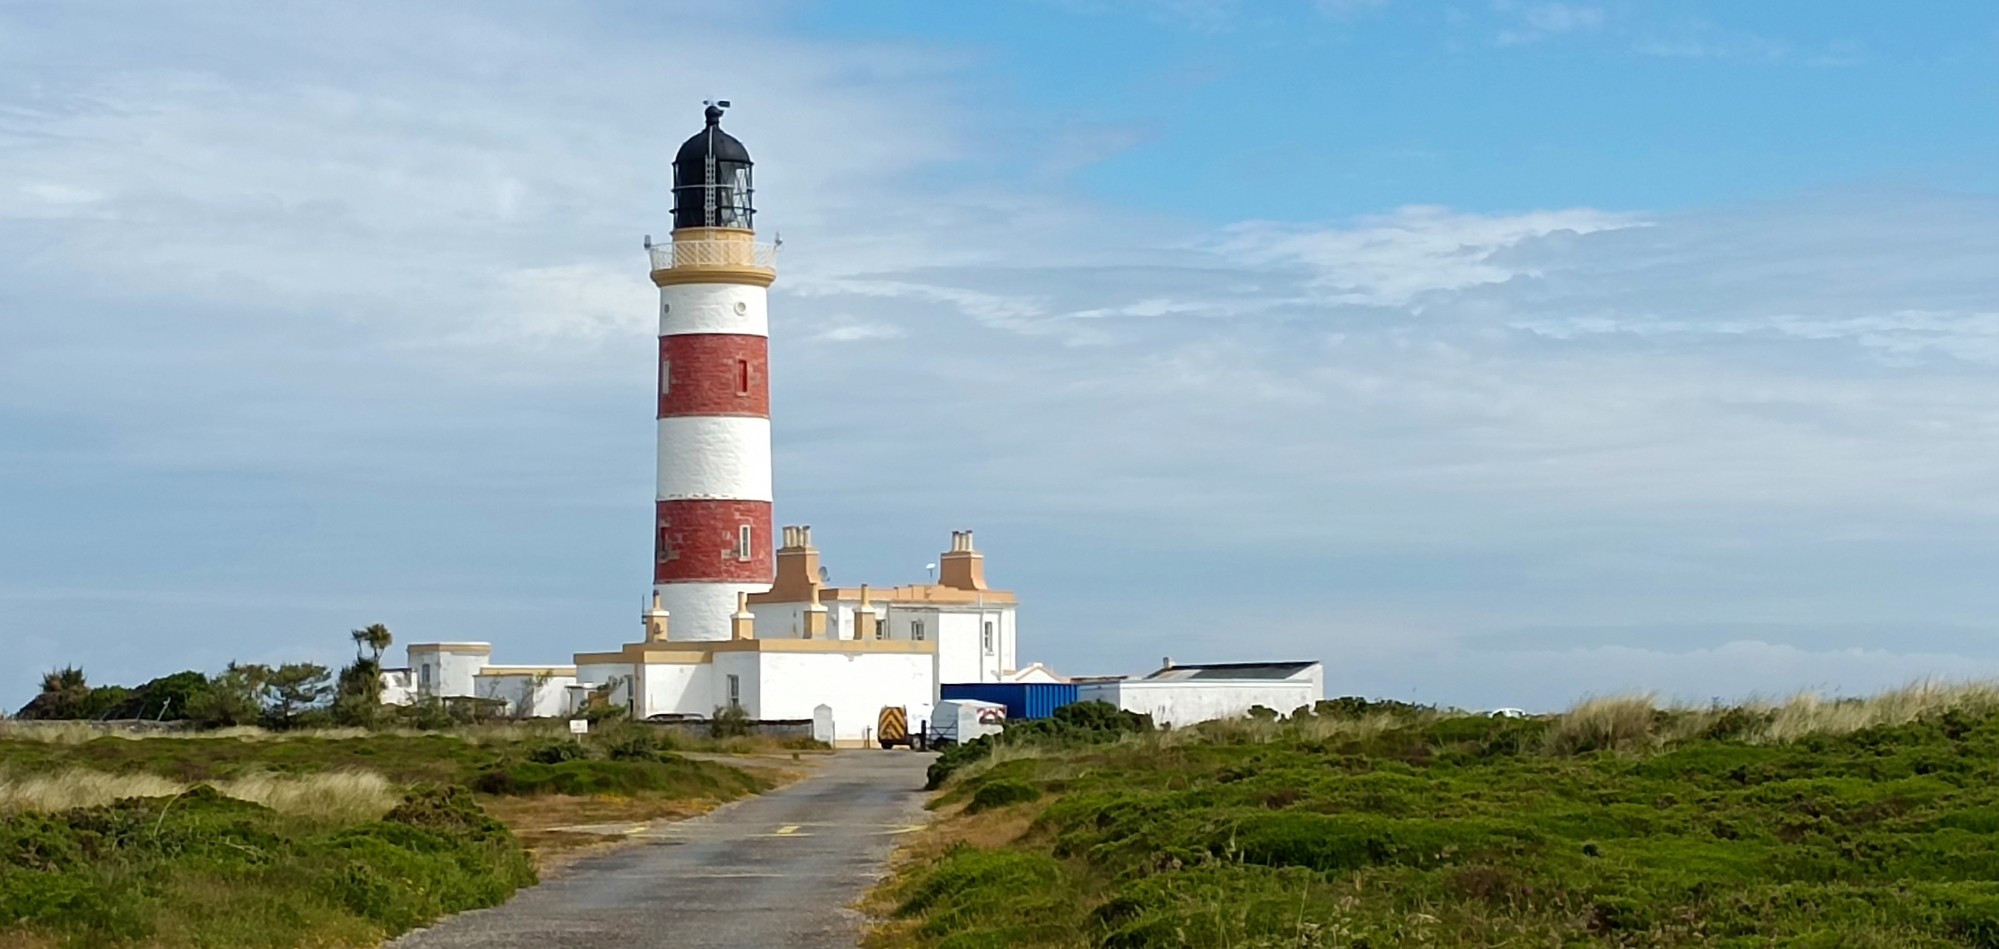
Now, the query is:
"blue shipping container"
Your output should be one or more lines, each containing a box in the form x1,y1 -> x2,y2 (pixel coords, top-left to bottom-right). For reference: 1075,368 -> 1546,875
939,682 -> 1079,721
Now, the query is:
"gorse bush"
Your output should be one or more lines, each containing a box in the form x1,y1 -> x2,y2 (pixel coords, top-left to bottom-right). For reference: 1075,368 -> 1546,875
472,757 -> 765,799
525,740 -> 587,764
965,779 -> 1040,814
927,701 -> 1153,790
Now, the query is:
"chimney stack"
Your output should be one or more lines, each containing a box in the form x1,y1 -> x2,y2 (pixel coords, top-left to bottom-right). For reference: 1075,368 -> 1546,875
852,584 -> 880,640
937,529 -> 988,591
731,591 -> 756,641
770,524 -> 823,604
643,591 -> 670,642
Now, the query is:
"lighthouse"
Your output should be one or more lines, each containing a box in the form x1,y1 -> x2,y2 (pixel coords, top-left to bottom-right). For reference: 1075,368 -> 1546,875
648,102 -> 777,641
394,102 -> 1058,742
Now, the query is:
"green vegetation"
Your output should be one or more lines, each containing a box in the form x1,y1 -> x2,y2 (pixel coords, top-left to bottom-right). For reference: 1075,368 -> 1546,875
0,722 -> 777,947
876,684 -> 1999,948
0,784 -> 534,947
928,700 -> 1155,789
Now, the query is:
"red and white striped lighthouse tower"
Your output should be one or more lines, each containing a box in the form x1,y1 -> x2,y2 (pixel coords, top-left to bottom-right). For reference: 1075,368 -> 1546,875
647,102 -> 778,641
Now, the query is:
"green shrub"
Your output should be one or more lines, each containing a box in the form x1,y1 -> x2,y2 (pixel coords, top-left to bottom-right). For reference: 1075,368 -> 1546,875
0,784 -> 535,946
926,701 -> 1154,790
886,696 -> 1999,947
473,757 -> 765,799
966,779 -> 1041,813
525,740 -> 587,764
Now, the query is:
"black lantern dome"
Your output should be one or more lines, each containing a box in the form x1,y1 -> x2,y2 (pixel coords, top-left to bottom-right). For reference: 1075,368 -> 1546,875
672,102 -> 754,230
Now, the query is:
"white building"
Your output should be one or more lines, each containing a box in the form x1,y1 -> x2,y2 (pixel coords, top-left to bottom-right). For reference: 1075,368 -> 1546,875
388,528 -> 1019,743
379,103 -> 1314,742
568,527 -> 1018,742
1076,660 -> 1325,727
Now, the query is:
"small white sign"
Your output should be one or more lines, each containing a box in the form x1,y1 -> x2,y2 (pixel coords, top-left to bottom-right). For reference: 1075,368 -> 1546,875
568,719 -> 589,735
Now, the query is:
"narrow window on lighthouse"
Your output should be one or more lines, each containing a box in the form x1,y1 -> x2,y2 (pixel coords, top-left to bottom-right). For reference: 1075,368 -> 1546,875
736,525 -> 753,561
736,359 -> 751,395
659,360 -> 671,396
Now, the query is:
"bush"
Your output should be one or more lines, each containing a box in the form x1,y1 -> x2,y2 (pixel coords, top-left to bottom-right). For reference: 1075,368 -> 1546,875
710,705 -> 752,739
1310,696 -> 1436,719
967,779 -> 1042,813
926,701 -> 1154,790
0,783 -> 535,946
525,741 -> 586,765
472,758 -> 766,799
889,693 -> 1999,947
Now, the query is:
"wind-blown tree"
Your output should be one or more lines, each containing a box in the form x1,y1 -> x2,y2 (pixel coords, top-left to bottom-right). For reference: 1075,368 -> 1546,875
262,662 -> 333,729
187,662 -> 268,728
16,666 -> 92,720
351,623 -> 393,662
108,670 -> 211,721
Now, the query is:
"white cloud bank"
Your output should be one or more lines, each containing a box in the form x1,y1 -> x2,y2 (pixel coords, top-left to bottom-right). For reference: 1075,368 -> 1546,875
2,2 -> 1997,710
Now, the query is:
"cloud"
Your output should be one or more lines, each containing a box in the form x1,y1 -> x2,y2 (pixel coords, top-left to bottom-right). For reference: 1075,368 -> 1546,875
811,319 -> 905,343
3,2 -> 1997,711
1491,1 -> 1604,46
1217,205 -> 1640,306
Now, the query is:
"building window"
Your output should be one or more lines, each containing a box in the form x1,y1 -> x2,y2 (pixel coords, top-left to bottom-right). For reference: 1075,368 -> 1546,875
726,674 -> 741,710
875,618 -> 887,640
983,621 -> 995,654
737,359 -> 751,395
912,620 -> 925,642
420,665 -> 432,688
660,359 -> 670,395
737,525 -> 753,561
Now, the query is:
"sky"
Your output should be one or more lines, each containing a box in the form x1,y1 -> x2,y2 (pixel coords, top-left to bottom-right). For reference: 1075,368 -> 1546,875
3,0 -> 1998,712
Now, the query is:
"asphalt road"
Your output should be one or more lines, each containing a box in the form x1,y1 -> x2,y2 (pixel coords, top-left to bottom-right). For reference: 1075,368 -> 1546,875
386,750 -> 935,949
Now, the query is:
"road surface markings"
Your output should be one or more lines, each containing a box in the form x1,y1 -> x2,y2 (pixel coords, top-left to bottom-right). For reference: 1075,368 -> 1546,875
775,824 -> 800,835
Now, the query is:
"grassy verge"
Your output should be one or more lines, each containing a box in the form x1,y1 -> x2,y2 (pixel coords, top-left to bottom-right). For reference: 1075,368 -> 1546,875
0,723 -> 789,946
0,784 -> 533,948
871,684 -> 1999,948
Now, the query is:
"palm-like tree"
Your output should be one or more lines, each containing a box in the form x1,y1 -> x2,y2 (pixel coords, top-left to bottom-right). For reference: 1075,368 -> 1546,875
41,666 -> 87,696
351,623 -> 393,662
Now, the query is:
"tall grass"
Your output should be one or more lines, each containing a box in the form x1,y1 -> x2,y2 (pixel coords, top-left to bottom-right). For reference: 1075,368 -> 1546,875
1541,694 -> 1659,755
1757,679 -> 1999,742
0,719 -> 574,745
0,768 -> 397,821
1538,679 -> 1999,755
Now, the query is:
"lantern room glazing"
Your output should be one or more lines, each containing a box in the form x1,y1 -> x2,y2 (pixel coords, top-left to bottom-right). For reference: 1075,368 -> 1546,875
672,103 -> 754,231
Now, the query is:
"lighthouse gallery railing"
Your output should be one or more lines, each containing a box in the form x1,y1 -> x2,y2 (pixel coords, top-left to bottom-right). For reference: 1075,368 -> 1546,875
648,240 -> 779,272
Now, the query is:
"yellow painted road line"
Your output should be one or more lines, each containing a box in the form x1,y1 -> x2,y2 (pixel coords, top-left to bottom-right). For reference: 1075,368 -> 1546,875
775,824 -> 800,835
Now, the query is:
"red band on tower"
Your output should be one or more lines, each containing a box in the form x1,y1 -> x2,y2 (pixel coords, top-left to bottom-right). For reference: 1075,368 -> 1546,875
658,334 -> 770,418
654,498 -> 774,584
